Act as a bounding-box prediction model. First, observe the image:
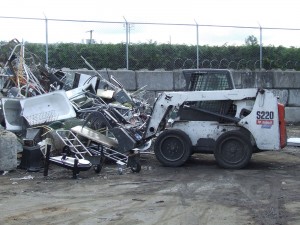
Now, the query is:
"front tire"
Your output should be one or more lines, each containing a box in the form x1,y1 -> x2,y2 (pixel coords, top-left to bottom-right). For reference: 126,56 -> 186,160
214,131 -> 253,169
154,129 -> 191,167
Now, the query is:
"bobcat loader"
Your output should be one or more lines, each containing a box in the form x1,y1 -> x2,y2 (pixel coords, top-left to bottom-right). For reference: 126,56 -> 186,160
144,69 -> 287,169
82,69 -> 286,169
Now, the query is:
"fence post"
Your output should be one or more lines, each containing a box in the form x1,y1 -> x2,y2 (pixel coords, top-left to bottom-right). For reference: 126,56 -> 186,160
195,20 -> 199,69
259,24 -> 263,70
123,17 -> 129,70
44,15 -> 49,67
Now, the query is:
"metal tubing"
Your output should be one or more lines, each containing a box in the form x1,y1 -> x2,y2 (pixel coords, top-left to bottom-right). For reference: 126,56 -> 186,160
124,17 -> 129,70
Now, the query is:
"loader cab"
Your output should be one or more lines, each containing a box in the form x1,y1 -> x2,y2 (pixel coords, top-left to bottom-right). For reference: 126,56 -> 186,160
179,69 -> 236,122
182,69 -> 235,91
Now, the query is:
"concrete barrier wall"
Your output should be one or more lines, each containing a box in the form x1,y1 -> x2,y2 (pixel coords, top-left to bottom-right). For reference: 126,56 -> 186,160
65,69 -> 300,124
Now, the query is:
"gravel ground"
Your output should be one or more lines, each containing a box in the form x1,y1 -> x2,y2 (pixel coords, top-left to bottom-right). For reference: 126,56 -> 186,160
0,125 -> 299,225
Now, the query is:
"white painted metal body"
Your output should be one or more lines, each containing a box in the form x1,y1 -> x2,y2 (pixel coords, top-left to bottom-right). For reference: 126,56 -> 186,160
145,88 -> 281,151
2,90 -> 76,130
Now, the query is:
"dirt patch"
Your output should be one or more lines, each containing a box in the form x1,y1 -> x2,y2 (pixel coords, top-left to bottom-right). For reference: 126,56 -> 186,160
0,126 -> 300,225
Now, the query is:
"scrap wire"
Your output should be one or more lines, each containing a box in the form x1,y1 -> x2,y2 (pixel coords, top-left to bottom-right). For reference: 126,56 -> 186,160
81,55 -> 119,91
1,39 -> 47,97
23,63 -> 46,94
16,43 -> 24,91
30,125 -> 54,137
8,57 -> 46,97
3,40 -> 21,68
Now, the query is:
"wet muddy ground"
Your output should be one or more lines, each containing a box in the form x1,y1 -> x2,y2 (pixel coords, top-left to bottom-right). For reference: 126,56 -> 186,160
0,125 -> 300,225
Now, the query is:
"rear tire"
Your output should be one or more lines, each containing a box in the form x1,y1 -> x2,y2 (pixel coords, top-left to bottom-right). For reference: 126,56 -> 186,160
214,131 -> 252,169
154,129 -> 191,167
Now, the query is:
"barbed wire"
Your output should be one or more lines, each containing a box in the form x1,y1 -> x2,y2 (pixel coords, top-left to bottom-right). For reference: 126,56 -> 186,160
2,15 -> 300,31
1,16 -> 300,71
168,58 -> 299,70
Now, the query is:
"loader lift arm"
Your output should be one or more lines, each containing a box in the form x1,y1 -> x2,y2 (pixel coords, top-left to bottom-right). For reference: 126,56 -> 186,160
144,88 -> 258,139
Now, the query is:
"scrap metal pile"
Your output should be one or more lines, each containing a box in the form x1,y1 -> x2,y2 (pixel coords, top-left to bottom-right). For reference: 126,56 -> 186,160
0,39 -> 152,177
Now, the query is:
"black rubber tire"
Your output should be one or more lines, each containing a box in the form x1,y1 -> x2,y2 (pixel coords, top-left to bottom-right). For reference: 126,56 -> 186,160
214,131 -> 253,169
154,129 -> 192,167
94,164 -> 102,174
130,161 -> 141,173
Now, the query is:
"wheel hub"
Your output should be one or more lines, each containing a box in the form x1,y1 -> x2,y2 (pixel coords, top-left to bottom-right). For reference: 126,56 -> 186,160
222,139 -> 245,164
161,136 -> 184,161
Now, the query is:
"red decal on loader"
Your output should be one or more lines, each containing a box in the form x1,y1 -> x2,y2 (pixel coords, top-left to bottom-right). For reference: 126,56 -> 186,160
256,120 -> 274,125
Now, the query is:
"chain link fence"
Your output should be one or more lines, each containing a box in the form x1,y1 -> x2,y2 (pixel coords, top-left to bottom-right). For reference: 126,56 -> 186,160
1,16 -> 300,71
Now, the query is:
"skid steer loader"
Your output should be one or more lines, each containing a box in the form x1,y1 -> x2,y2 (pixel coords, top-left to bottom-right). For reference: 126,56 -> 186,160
143,69 -> 287,169
82,69 -> 286,169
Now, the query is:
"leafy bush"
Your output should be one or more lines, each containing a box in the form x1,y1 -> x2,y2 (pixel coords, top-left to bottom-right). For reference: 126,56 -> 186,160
23,42 -> 300,71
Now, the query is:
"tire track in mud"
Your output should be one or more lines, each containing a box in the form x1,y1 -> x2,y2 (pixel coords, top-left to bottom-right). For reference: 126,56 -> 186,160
239,180 -> 282,224
210,170 -> 289,225
148,170 -> 260,225
34,169 -> 209,224
0,175 -> 179,225
149,171 -> 238,225
1,192 -> 144,224
1,147 -> 299,225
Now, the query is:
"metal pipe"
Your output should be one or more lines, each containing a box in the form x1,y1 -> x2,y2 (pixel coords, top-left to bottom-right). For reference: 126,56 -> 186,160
195,20 -> 199,69
259,24 -> 263,70
44,14 -> 49,67
4,42 -> 21,68
80,56 -> 118,90
123,17 -> 129,70
22,41 -> 30,97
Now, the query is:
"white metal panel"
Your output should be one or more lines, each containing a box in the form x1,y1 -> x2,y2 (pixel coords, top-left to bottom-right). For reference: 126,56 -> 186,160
172,121 -> 239,145
20,90 -> 76,126
238,91 -> 281,150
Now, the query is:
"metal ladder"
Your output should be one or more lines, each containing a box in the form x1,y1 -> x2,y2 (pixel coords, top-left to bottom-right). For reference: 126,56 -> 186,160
56,130 -> 93,160
55,129 -> 130,174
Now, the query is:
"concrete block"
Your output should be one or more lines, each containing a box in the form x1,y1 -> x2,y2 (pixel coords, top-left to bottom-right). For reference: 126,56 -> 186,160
143,91 -> 157,105
240,71 -> 256,88
102,70 -> 136,91
173,70 -> 186,91
295,71 -> 300,85
273,70 -> 296,88
65,69 -> 97,77
66,70 -> 137,91
288,89 -> 300,107
231,70 -> 242,89
256,71 -> 274,88
95,70 -> 110,80
285,107 -> 300,124
137,71 -> 173,91
0,130 -> 22,171
269,89 -> 289,106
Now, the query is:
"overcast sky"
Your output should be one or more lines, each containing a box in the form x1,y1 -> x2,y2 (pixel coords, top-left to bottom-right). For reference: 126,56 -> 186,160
1,0 -> 300,46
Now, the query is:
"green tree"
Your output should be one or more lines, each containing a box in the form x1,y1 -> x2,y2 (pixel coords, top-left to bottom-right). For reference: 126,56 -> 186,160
17,41 -> 300,71
245,35 -> 258,46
